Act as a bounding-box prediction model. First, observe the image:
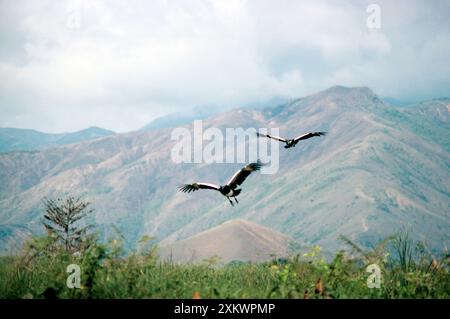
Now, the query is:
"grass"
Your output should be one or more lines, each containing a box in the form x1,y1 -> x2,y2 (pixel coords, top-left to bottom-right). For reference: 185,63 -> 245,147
0,231 -> 449,299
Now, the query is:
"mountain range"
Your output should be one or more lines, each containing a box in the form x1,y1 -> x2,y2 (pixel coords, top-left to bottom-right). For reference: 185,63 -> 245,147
0,86 -> 449,256
0,126 -> 115,153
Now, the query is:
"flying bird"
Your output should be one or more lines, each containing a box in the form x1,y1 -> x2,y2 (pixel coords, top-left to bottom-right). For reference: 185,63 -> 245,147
178,161 -> 264,206
256,131 -> 327,148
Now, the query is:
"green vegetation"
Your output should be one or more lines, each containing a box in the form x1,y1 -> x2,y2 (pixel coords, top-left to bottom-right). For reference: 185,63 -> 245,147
0,197 -> 449,299
1,230 -> 449,299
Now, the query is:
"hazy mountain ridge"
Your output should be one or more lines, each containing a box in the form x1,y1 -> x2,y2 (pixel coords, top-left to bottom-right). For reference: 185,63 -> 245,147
0,86 -> 449,254
139,96 -> 289,131
0,126 -> 115,153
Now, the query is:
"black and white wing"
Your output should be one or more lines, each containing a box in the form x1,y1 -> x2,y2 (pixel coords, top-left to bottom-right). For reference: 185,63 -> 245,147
226,161 -> 264,189
178,182 -> 221,193
293,131 -> 327,143
256,132 -> 287,143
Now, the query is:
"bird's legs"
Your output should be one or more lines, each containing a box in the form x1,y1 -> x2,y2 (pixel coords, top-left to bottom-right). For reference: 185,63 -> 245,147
234,197 -> 239,204
228,198 -> 234,206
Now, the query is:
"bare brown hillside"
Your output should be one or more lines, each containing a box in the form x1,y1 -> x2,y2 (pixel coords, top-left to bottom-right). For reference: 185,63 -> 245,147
158,219 -> 295,264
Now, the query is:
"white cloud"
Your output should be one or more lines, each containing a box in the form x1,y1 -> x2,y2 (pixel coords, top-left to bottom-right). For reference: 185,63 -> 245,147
0,0 -> 449,132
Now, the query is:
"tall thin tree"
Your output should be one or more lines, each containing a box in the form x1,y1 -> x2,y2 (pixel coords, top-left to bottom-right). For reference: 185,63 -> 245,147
42,196 -> 93,253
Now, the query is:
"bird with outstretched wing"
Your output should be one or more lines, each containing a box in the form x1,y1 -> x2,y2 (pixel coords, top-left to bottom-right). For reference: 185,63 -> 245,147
179,161 -> 264,206
257,131 -> 326,148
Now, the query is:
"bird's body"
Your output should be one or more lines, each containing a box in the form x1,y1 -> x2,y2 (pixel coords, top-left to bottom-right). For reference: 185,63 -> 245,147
220,185 -> 240,197
178,161 -> 263,206
284,139 -> 297,149
257,131 -> 327,148
218,186 -> 242,204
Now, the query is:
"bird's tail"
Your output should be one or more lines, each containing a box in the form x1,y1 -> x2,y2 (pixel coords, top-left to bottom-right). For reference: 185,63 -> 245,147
233,189 -> 242,196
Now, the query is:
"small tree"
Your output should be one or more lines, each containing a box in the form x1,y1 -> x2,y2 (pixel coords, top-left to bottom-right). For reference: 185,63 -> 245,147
42,196 -> 94,253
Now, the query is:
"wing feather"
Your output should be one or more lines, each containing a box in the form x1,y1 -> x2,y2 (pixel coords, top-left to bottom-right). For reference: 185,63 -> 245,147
226,161 -> 264,188
178,182 -> 220,193
256,132 -> 287,143
293,131 -> 327,143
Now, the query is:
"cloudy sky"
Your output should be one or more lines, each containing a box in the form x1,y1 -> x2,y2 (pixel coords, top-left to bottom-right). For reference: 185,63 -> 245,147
0,0 -> 449,133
